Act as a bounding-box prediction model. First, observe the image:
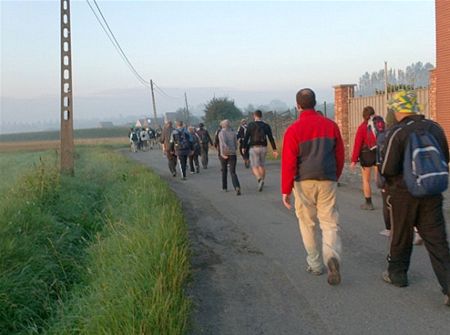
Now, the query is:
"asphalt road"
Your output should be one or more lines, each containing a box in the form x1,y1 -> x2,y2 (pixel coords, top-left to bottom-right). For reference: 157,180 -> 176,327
127,149 -> 450,335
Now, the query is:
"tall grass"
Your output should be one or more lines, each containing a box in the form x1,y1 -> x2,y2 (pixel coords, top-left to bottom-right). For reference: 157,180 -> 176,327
0,147 -> 190,334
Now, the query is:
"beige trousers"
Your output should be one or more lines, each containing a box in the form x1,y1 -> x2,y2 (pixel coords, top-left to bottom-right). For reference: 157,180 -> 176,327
293,180 -> 342,271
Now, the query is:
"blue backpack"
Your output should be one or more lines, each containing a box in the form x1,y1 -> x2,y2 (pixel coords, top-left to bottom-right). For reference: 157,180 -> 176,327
403,123 -> 449,197
174,129 -> 191,151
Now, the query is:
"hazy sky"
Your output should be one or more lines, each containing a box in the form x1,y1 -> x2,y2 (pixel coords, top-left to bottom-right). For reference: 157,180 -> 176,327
0,0 -> 436,126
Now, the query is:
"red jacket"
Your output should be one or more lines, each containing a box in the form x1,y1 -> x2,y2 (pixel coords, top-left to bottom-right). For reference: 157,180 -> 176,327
281,110 -> 345,195
351,121 -> 377,163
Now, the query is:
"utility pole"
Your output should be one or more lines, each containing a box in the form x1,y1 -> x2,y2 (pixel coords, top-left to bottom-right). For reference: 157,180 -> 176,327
150,79 -> 158,125
184,92 -> 190,125
60,0 -> 74,175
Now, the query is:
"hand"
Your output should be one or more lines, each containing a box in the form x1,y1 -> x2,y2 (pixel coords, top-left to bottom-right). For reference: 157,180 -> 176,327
272,150 -> 279,159
350,162 -> 356,172
282,194 -> 291,210
221,154 -> 228,160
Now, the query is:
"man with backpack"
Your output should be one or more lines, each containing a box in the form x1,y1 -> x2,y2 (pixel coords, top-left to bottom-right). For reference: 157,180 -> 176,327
196,123 -> 213,169
170,121 -> 194,180
160,121 -> 177,177
243,110 -> 278,191
380,90 -> 450,306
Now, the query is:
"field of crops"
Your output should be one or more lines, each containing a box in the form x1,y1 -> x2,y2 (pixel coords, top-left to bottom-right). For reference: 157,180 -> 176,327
0,146 -> 191,334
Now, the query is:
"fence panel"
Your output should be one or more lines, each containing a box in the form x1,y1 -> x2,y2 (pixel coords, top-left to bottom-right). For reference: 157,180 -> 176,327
347,88 -> 429,158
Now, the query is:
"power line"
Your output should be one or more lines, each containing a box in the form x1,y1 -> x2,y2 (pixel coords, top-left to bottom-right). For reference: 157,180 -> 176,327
86,0 -> 150,87
153,82 -> 183,100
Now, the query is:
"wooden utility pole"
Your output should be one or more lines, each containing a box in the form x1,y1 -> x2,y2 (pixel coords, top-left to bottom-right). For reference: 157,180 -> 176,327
60,0 -> 74,175
184,92 -> 190,125
150,79 -> 158,124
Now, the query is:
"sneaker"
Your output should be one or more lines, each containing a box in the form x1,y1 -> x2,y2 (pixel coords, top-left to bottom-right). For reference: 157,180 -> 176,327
222,189 -> 228,192
306,266 -> 323,276
190,171 -> 195,174
236,188 -> 241,196
379,229 -> 391,237
258,179 -> 264,192
445,294 -> 450,307
360,203 -> 374,210
413,232 -> 423,245
382,271 -> 408,287
327,257 -> 341,285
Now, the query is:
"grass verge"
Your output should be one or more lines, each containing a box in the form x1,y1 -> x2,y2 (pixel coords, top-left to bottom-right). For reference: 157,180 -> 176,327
0,146 -> 190,334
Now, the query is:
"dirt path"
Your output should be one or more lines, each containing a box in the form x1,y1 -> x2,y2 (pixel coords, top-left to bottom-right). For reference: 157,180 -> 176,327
127,149 -> 450,335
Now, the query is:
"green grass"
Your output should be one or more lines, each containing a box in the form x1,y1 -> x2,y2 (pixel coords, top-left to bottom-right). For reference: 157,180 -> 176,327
0,147 -> 191,334
0,127 -> 129,142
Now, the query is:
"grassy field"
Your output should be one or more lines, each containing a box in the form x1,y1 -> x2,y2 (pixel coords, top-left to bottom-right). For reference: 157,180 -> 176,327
0,146 -> 191,334
0,127 -> 130,142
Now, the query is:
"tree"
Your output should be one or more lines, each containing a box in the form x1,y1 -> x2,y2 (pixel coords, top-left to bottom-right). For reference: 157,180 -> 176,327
203,97 -> 243,128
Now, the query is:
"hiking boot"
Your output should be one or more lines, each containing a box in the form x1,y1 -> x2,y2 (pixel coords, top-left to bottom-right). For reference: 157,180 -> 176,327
327,257 -> 341,285
445,294 -> 450,307
258,179 -> 264,192
306,266 -> 323,276
379,229 -> 391,237
360,203 -> 374,210
236,188 -> 241,196
382,271 -> 408,287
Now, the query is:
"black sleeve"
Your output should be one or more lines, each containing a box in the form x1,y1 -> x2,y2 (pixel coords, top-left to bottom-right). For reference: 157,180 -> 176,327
207,130 -> 213,145
265,124 -> 277,150
380,126 -> 403,177
243,123 -> 252,150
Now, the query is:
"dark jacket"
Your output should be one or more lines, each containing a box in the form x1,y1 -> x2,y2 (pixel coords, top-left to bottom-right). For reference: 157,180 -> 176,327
161,125 -> 174,150
380,114 -> 449,191
281,109 -> 345,194
196,128 -> 213,146
243,120 -> 277,150
170,127 -> 194,156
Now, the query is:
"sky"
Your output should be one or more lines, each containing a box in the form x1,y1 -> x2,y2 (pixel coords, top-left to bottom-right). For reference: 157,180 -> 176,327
0,0 -> 436,130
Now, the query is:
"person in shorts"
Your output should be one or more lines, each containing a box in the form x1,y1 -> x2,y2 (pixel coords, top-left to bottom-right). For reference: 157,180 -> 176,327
243,110 -> 278,191
350,106 -> 377,210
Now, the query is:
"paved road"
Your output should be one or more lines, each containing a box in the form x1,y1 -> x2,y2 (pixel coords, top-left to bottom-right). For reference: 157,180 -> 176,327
127,149 -> 450,335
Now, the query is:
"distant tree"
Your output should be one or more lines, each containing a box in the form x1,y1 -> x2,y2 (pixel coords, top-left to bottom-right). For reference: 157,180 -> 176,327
356,61 -> 434,96
203,97 -> 243,128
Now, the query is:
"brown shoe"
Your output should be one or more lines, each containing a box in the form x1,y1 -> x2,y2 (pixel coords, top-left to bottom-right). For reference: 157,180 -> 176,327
327,257 -> 341,285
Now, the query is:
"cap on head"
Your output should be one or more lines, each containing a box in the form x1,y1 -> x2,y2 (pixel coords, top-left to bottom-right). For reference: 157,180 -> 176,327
296,88 -> 316,109
388,90 -> 420,114
199,123 -> 204,128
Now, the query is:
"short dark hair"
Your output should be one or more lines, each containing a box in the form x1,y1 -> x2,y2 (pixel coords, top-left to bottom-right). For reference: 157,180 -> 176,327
362,106 -> 375,120
296,88 -> 316,109
254,110 -> 262,118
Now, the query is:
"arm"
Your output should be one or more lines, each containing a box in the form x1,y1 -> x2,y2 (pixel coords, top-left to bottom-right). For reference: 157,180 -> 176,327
380,126 -> 403,177
218,131 -> 227,157
243,123 -> 252,150
207,130 -> 213,146
334,124 -> 345,179
351,124 -> 365,163
266,124 -> 277,150
281,127 -> 299,209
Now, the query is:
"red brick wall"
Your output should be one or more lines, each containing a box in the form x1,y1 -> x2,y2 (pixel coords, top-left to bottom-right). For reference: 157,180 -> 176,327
334,85 -> 356,159
436,0 -> 450,139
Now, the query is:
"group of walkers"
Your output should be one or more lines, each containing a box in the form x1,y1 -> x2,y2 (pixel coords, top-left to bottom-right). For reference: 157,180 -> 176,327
159,111 -> 277,195
128,126 -> 160,152
280,88 -> 450,306
155,87 -> 450,307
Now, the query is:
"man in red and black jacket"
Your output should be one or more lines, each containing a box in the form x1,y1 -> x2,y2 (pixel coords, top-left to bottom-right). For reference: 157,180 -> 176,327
281,88 -> 344,286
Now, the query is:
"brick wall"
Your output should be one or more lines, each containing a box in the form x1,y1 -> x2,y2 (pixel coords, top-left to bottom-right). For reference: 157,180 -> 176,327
334,84 -> 356,158
436,0 -> 450,139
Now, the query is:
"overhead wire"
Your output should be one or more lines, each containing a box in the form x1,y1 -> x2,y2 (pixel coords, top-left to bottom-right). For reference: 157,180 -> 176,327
153,82 -> 183,100
86,0 -> 150,87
